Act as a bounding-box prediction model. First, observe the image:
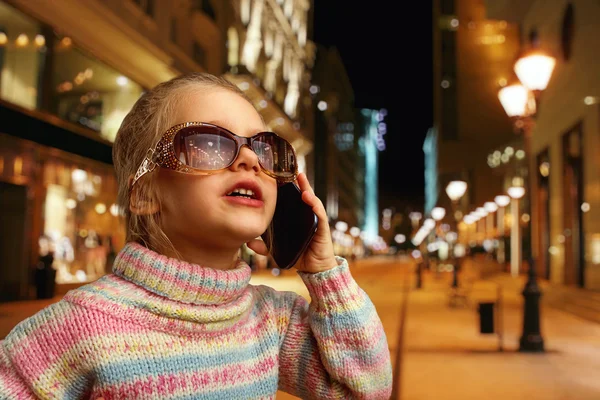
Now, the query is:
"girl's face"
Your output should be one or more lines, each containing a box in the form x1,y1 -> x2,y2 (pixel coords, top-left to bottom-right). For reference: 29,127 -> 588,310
157,88 -> 277,250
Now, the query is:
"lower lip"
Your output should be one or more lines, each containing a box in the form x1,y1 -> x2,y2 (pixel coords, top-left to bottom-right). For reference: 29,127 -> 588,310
223,196 -> 264,208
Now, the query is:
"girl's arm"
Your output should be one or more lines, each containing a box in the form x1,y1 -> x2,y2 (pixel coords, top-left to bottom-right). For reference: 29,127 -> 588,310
0,342 -> 36,399
275,258 -> 393,400
0,302 -> 93,400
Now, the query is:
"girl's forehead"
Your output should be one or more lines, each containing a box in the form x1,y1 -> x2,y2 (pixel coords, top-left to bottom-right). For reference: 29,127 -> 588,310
171,89 -> 266,135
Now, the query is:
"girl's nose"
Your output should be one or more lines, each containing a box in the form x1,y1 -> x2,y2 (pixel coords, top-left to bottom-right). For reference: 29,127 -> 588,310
230,145 -> 261,173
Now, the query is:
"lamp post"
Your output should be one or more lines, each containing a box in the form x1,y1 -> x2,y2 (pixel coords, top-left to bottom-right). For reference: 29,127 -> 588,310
484,202 -> 498,236
475,207 -> 489,242
495,195 -> 511,264
445,181 -> 468,288
498,47 -> 555,353
430,207 -> 446,277
507,179 -> 526,277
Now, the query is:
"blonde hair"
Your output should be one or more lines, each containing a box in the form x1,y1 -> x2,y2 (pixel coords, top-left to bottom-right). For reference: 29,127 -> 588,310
112,72 -> 252,257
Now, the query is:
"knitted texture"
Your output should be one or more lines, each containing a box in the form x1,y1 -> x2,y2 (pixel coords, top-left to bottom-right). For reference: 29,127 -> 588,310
0,242 -> 392,399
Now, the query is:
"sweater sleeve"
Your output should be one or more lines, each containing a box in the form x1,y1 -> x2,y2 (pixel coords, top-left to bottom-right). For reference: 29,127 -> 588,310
0,302 -> 93,400
0,341 -> 36,399
276,257 -> 393,399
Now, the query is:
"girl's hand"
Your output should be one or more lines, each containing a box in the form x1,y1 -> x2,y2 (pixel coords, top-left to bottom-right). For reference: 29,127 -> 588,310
246,173 -> 337,274
291,173 -> 337,273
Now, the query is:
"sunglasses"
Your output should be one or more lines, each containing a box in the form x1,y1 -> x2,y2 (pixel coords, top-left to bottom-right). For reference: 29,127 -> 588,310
130,122 -> 298,190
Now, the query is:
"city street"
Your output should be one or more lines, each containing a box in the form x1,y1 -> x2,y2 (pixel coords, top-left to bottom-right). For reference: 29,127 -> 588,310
2,257 -> 600,399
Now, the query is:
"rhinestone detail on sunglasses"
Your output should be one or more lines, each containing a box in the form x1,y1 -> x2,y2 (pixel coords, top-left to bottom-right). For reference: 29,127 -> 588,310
130,122 -> 298,190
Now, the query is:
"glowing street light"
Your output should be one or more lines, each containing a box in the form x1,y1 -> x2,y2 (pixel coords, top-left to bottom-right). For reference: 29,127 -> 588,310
394,234 -> 406,244
431,207 -> 446,221
495,195 -> 511,207
514,50 -> 556,92
484,202 -> 498,213
445,181 -> 468,202
498,84 -> 530,117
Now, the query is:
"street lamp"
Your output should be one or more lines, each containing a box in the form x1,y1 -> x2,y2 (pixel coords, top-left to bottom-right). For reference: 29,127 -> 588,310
498,46 -> 555,354
446,180 -> 468,220
445,180 -> 468,290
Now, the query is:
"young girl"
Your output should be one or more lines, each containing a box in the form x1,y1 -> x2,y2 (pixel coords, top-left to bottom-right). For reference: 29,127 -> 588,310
0,73 -> 393,399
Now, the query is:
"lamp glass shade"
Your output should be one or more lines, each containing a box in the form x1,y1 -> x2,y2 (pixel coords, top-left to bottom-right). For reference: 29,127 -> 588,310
508,186 -> 526,199
484,202 -> 498,213
431,207 -> 446,221
514,52 -> 556,91
445,180 -> 468,201
463,215 -> 476,225
423,218 -> 436,230
498,84 -> 529,117
476,207 -> 488,217
495,195 -> 511,207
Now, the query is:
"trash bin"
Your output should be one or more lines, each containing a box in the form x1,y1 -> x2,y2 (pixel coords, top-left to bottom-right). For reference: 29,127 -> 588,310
478,302 -> 495,334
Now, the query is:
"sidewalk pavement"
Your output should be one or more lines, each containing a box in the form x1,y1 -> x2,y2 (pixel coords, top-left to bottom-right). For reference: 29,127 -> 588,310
400,257 -> 600,400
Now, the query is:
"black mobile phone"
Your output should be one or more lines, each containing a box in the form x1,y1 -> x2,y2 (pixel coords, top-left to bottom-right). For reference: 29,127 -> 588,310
261,182 -> 318,269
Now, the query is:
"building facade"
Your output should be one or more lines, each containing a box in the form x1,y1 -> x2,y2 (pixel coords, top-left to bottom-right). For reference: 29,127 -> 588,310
0,0 -> 316,300
222,0 -> 316,182
430,0 -> 522,220
487,0 -> 600,290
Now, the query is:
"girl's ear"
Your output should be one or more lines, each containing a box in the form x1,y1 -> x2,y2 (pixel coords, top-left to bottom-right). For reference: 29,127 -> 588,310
128,176 -> 160,215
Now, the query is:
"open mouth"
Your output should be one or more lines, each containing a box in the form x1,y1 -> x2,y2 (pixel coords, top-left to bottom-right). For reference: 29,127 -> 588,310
223,179 -> 263,204
226,188 -> 258,200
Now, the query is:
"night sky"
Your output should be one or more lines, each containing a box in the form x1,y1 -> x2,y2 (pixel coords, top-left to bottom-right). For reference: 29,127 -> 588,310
313,1 -> 433,212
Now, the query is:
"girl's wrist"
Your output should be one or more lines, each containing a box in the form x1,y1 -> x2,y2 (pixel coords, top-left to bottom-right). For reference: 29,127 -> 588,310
304,258 -> 338,274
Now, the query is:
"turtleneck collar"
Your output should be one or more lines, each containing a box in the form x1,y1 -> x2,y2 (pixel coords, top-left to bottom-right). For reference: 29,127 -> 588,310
112,242 -> 251,305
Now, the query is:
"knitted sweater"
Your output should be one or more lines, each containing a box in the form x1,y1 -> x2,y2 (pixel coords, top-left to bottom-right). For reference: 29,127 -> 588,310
0,243 -> 393,399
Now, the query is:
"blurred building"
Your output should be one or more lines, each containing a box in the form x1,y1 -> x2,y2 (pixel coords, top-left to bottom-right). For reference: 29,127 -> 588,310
0,0 -> 316,301
222,0 -> 316,183
358,108 -> 387,247
487,0 -> 600,290
311,45 -> 362,227
427,0 -> 522,223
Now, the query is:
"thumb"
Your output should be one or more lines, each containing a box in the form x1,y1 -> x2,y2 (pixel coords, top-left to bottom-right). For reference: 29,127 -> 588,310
246,239 -> 269,256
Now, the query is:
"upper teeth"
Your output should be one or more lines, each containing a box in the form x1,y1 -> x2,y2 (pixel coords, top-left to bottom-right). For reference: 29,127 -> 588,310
228,188 -> 254,197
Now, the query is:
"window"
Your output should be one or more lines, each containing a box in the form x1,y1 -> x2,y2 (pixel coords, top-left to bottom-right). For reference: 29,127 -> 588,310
193,42 -> 205,66
440,0 -> 455,15
0,1 -> 44,110
192,0 -> 216,21
440,30 -> 458,141
561,3 -> 575,61
528,28 -> 540,48
131,0 -> 154,18
170,17 -> 177,43
51,32 -> 143,142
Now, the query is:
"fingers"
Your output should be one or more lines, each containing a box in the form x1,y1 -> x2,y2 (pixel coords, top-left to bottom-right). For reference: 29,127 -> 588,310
296,173 -> 314,195
301,187 -> 331,237
246,239 -> 269,256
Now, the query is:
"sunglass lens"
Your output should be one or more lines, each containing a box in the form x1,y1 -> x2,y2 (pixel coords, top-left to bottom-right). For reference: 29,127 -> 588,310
173,126 -> 236,170
252,133 -> 297,179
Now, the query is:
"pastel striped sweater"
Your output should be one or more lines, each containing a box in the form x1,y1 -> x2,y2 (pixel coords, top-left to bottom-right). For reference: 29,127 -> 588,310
0,242 -> 392,399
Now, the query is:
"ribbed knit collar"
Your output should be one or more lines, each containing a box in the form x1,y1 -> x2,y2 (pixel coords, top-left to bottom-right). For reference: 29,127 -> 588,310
112,242 -> 251,305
